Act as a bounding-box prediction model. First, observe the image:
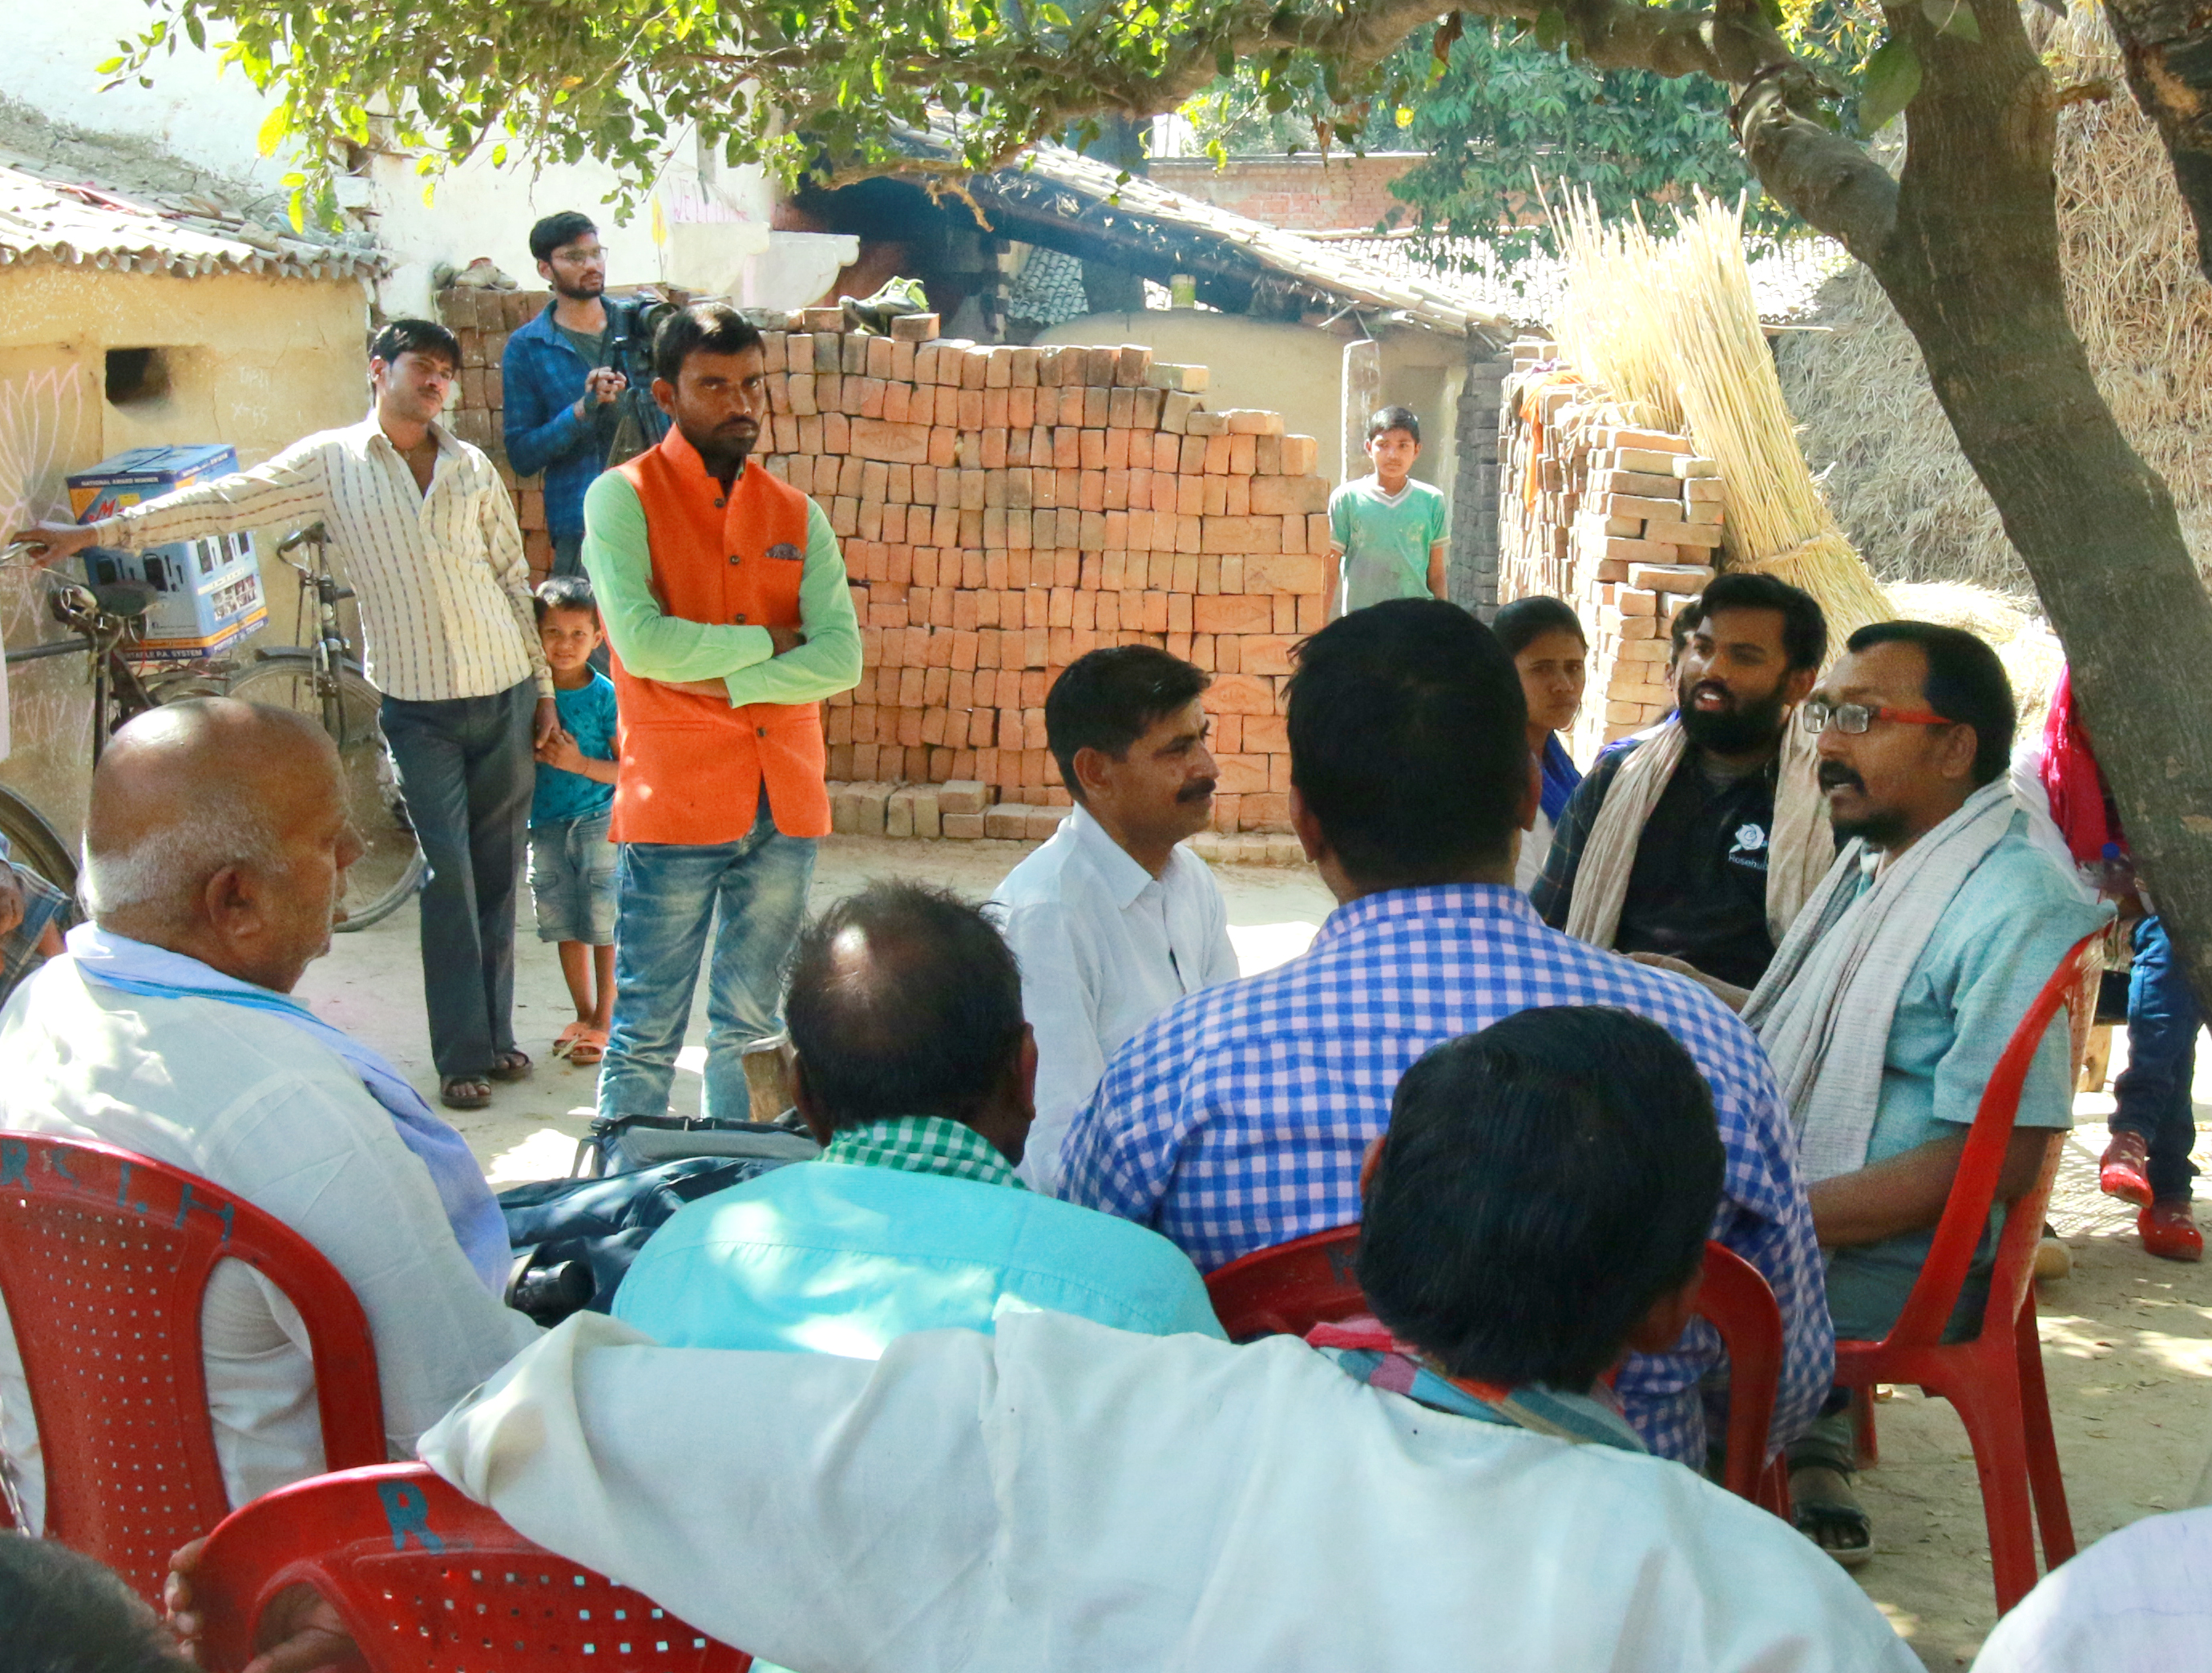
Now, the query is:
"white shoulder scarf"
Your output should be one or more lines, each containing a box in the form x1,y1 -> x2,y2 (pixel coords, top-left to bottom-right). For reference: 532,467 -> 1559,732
1739,779 -> 2018,1182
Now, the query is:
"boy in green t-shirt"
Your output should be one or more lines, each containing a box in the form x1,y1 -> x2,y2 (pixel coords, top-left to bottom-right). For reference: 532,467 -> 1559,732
1326,405 -> 1451,620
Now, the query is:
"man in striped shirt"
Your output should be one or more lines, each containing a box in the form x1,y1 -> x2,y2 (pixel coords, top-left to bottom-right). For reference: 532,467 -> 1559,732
16,320 -> 556,1111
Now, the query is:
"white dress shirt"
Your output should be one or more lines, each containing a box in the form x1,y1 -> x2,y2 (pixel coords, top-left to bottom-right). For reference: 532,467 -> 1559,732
1514,804 -> 1556,892
990,805 -> 1238,1191
421,1310 -> 1919,1673
1971,1505 -> 2212,1672
0,954 -> 539,1530
91,413 -> 551,703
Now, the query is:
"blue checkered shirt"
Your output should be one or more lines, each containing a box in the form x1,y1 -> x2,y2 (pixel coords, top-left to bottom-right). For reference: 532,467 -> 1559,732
1057,883 -> 1832,1465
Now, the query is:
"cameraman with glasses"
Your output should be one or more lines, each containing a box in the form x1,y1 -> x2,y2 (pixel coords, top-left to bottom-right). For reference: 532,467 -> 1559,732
503,212 -> 672,581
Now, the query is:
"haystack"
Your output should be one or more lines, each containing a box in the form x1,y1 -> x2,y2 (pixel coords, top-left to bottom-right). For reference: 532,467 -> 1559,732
1776,2 -> 2212,597
1552,194 -> 1894,639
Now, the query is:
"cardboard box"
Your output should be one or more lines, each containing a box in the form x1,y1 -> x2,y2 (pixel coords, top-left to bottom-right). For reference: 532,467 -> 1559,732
69,445 -> 268,661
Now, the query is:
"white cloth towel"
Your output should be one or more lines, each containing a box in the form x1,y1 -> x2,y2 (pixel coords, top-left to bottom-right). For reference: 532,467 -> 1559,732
1741,779 -> 2018,1182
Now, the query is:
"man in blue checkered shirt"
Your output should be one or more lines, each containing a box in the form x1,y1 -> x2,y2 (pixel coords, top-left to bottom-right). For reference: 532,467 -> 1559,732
1058,599 -> 1831,1465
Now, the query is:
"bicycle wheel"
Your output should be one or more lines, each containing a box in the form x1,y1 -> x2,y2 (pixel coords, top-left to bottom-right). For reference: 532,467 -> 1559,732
224,651 -> 425,930
0,786 -> 79,910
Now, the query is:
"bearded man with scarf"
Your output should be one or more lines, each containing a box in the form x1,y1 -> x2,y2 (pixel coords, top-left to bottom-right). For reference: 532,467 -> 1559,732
0,699 -> 539,1533
1532,572 -> 1832,985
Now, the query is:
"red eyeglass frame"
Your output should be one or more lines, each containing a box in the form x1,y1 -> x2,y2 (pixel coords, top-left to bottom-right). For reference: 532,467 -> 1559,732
1802,701 -> 1953,732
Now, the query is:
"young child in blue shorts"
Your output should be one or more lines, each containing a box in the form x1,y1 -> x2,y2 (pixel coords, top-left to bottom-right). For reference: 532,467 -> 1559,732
531,576 -> 620,1066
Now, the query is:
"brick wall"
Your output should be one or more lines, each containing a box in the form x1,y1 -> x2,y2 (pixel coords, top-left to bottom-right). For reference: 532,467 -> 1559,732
769,312 -> 1327,834
1495,337 -> 1730,763
1147,154 -> 1423,234
436,285 -> 554,576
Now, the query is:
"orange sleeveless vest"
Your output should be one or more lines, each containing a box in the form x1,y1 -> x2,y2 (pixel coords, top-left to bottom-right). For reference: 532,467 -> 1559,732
609,430 -> 831,844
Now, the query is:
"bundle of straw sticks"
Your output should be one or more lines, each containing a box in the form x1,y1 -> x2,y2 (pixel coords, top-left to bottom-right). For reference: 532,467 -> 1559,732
1552,191 -> 1893,639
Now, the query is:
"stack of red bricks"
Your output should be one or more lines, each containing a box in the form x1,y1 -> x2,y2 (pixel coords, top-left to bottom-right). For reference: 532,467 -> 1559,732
765,307 -> 1334,836
434,285 -> 555,575
1497,336 -> 1731,763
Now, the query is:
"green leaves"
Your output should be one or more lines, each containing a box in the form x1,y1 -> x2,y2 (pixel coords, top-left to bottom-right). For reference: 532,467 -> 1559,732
1860,34 -> 1922,131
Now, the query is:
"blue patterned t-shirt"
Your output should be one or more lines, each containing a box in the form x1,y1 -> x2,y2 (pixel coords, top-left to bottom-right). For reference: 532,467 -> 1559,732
531,671 -> 618,826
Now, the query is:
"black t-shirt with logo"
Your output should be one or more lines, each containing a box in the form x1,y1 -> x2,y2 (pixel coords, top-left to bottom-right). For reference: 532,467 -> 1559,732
1613,753 -> 1780,990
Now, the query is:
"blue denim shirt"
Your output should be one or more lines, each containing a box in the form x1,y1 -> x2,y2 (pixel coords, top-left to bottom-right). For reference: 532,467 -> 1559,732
503,300 -> 665,539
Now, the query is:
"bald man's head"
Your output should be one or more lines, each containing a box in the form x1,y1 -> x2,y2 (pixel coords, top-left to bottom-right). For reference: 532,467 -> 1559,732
783,881 -> 1031,1147
83,699 -> 359,990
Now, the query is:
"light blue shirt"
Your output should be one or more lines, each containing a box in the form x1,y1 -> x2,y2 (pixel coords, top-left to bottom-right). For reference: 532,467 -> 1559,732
1828,822 -> 2109,1308
613,1159 -> 1225,1357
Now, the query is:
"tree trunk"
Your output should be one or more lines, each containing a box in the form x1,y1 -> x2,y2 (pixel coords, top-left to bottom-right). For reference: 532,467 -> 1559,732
1891,15 -> 2212,998
2105,0 -> 2212,284
1743,0 -> 2212,1007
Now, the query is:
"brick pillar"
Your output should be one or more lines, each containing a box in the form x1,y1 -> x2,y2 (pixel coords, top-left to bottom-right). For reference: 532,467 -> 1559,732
1450,342 -> 1512,617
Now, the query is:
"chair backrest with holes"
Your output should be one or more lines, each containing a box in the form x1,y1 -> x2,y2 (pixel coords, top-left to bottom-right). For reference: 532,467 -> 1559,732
0,1133 -> 385,1602
1869,929 -> 2105,1352
192,1463 -> 752,1672
1207,1227 -> 1786,1494
1205,1224 -> 1367,1341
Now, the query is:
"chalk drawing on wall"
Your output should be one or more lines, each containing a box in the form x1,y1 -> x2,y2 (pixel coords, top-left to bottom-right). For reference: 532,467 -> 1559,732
0,360 -> 94,768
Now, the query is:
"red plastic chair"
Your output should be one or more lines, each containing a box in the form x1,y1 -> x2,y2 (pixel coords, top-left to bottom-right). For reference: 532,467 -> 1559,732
0,1134 -> 385,1603
1205,1227 -> 1787,1503
1832,929 -> 2104,1615
192,1461 -> 751,1672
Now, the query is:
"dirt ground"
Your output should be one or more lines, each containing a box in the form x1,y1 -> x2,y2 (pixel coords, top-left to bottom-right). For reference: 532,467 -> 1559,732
293,834 -> 2212,1667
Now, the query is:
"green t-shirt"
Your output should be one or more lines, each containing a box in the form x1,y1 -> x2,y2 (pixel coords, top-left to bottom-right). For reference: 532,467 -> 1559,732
1328,475 -> 1449,616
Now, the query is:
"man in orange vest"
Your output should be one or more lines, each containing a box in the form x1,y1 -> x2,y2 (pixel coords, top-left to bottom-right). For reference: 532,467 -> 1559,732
579,303 -> 862,1123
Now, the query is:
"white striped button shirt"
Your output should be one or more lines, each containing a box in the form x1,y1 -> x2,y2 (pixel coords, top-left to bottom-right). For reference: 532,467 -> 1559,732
91,414 -> 551,703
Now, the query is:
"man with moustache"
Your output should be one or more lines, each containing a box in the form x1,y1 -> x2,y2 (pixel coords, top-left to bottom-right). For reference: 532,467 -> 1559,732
1673,623 -> 2107,1565
503,212 -> 669,581
989,647 -> 1239,1190
581,303 -> 862,1125
1533,572 -> 1833,984
14,320 -> 557,1112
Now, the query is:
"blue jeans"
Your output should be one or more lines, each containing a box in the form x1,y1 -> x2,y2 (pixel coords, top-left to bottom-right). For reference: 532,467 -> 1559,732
596,793 -> 817,1122
2113,913 -> 2203,1202
380,680 -> 536,1079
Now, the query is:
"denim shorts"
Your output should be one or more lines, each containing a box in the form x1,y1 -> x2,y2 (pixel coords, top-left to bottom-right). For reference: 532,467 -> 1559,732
529,810 -> 617,945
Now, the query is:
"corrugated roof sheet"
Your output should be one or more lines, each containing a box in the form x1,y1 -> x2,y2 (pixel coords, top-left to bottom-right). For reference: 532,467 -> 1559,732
912,123 -> 1512,341
0,151 -> 380,280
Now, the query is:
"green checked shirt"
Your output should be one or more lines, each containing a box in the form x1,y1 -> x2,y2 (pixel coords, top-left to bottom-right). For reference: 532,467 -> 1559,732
818,1115 -> 1026,1190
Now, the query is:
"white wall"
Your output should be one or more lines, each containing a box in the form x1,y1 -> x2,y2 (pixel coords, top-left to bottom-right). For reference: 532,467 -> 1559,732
7,6 -> 824,315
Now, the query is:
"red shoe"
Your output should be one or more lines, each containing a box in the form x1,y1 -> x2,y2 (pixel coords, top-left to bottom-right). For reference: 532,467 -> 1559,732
2101,1131 -> 2153,1206
2140,1199 -> 2203,1263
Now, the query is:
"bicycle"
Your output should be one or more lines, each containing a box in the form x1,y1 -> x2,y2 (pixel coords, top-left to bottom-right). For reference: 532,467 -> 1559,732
0,564 -> 209,905
0,530 -> 424,930
219,524 -> 425,929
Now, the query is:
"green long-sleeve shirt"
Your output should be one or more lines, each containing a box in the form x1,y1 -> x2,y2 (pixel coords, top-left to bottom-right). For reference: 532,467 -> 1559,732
579,470 -> 862,707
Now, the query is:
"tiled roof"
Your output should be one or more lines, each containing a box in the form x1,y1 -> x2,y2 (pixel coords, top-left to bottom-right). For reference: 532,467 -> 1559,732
910,123 -> 1512,341
0,151 -> 380,280
1312,229 -> 1853,328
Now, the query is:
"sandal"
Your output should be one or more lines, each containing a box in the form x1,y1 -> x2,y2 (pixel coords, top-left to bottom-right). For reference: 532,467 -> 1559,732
440,1075 -> 492,1111
567,1027 -> 607,1068
1790,1465 -> 1874,1569
487,1049 -> 532,1082
551,1021 -> 593,1061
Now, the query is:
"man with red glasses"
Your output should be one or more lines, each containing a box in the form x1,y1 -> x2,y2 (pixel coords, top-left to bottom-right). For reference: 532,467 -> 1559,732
1649,621 -> 2107,1570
